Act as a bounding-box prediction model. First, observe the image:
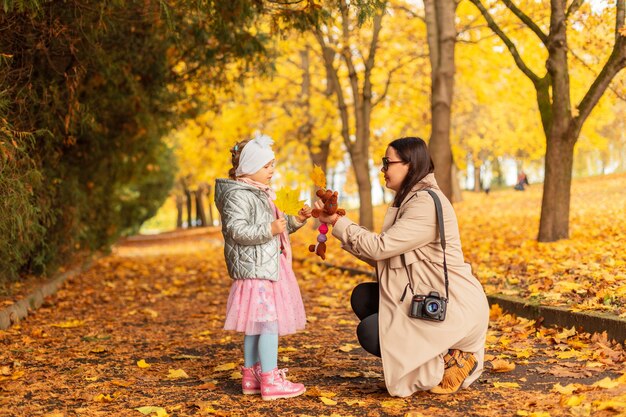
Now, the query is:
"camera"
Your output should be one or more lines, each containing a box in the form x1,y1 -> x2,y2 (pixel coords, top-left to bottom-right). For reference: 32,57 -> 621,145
409,291 -> 447,322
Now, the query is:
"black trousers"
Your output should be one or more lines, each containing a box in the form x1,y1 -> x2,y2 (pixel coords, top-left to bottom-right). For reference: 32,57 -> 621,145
351,282 -> 381,357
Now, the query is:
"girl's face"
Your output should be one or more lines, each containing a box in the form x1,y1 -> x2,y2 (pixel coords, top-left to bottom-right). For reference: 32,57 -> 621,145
381,146 -> 409,192
245,159 -> 275,185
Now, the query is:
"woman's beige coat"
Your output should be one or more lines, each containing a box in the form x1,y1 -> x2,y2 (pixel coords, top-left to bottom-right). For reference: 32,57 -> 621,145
332,174 -> 489,397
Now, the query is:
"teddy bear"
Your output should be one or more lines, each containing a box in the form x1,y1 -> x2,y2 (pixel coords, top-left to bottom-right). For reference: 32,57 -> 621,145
308,188 -> 346,260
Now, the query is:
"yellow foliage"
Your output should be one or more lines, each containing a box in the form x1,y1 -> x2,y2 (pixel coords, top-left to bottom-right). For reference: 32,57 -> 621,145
310,165 -> 326,189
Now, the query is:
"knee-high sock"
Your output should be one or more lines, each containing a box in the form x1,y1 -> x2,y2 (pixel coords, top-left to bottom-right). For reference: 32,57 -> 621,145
258,333 -> 279,373
243,334 -> 260,368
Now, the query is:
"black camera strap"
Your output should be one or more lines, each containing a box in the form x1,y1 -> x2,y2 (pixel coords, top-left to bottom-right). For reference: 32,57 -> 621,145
398,189 -> 449,303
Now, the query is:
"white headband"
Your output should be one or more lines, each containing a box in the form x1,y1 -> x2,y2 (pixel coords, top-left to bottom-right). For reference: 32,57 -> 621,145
235,134 -> 275,177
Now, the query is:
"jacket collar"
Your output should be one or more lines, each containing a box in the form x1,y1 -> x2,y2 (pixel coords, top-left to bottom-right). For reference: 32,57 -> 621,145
399,173 -> 440,206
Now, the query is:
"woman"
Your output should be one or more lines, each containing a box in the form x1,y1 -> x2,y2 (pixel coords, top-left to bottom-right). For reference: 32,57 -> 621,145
314,137 -> 489,397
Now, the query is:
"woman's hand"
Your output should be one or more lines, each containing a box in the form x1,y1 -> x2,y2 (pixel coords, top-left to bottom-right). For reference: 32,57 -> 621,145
271,217 -> 287,235
313,200 -> 339,225
296,204 -> 312,223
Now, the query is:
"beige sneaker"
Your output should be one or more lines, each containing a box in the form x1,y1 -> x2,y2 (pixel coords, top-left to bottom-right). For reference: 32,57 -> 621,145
429,350 -> 478,395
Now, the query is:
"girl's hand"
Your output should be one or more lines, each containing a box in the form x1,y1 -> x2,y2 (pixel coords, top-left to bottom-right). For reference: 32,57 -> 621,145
271,217 -> 287,235
313,200 -> 338,225
297,204 -> 312,222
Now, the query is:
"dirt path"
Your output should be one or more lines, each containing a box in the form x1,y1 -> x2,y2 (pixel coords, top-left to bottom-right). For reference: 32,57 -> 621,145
1,234 -> 624,417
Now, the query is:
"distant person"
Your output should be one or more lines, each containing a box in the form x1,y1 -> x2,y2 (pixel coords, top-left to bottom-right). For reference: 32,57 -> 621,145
314,137 -> 489,397
214,134 -> 312,400
514,171 -> 529,191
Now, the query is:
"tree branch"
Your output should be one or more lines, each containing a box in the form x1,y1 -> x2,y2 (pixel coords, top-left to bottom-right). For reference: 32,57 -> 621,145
468,0 -> 541,83
572,1 -> 626,140
566,0 -> 584,19
502,0 -> 548,45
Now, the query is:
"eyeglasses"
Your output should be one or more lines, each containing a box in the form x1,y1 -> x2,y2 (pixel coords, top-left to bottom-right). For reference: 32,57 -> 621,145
382,156 -> 404,171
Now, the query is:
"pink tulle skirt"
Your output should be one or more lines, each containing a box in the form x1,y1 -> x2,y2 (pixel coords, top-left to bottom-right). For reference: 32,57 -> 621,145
223,253 -> 306,336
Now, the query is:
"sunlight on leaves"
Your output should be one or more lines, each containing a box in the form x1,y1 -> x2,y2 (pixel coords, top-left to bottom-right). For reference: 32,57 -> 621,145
167,369 -> 189,379
135,406 -> 169,417
137,359 -> 151,369
50,319 -> 84,328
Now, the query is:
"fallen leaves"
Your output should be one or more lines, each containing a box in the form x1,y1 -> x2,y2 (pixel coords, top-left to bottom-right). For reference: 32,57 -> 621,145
2,221 -> 626,416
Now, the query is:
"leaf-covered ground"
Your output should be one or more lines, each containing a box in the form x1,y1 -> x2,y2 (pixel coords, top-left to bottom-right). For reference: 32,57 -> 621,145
1,233 -> 625,417
291,173 -> 626,317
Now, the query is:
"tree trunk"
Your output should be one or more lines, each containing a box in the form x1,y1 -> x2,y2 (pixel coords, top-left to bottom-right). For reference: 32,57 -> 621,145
425,0 -> 458,201
353,149 -> 374,230
473,162 -> 481,192
184,189 -> 193,228
538,134 -> 575,241
195,185 -> 207,227
175,194 -> 184,229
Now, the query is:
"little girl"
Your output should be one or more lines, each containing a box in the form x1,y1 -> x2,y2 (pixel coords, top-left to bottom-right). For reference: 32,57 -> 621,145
214,134 -> 311,401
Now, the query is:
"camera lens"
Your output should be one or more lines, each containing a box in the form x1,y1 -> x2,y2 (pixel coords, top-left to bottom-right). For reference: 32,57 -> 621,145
425,300 -> 440,314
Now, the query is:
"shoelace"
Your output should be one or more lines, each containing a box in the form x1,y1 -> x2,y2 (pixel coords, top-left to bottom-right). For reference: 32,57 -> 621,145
276,368 -> 289,381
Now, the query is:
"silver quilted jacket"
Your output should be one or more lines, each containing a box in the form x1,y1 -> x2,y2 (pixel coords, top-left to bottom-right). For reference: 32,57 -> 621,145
214,178 -> 305,281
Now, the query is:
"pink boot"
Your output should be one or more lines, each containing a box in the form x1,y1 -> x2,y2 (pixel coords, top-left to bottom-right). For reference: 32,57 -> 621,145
259,368 -> 306,400
241,363 -> 262,395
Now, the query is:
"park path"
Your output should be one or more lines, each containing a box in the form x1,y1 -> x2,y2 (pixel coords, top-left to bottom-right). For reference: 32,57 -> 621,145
1,230 -> 625,417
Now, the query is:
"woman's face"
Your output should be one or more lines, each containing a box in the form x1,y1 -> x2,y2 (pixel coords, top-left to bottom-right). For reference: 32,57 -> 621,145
381,147 -> 409,192
245,159 -> 275,185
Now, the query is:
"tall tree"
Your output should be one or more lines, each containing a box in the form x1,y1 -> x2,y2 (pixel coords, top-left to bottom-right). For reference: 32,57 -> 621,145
424,0 -> 459,201
313,0 -> 386,229
469,0 -> 626,241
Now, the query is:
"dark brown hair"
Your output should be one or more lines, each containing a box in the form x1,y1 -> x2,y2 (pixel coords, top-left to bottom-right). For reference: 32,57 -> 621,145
390,137 -> 435,207
228,139 -> 251,179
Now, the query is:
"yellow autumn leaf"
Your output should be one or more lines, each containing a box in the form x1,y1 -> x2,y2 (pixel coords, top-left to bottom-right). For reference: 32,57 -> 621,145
555,326 -> 576,340
562,395 -> 585,407
112,380 -> 134,387
167,369 -> 189,379
274,187 -> 305,216
344,399 -> 366,406
552,383 -> 578,395
213,362 -> 236,372
278,346 -> 297,352
230,371 -> 242,380
93,393 -> 115,402
340,371 -> 361,378
137,359 -> 151,369
310,165 -> 326,188
338,343 -> 360,353
490,359 -> 516,373
493,382 -> 520,389
135,406 -> 169,417
381,399 -> 407,408
596,399 -> 626,411
592,377 -> 620,389
320,396 -> 337,405
90,346 -> 107,353
51,319 -> 84,328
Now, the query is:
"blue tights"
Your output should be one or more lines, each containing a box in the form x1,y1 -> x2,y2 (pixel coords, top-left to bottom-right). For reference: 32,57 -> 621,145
244,334 -> 278,373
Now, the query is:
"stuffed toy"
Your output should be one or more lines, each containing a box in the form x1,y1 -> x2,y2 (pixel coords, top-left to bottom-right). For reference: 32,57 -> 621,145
308,188 -> 346,260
